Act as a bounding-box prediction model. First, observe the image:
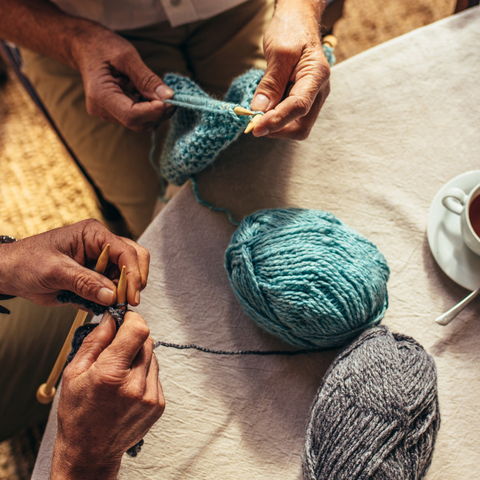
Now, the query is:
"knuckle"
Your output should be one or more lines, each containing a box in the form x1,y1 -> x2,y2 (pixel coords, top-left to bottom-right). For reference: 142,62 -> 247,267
155,400 -> 166,418
323,80 -> 331,97
273,43 -> 298,62
140,73 -> 160,93
293,129 -> 311,141
126,313 -> 150,339
127,243 -> 139,258
73,272 -> 91,295
260,75 -> 287,96
62,363 -> 75,382
85,95 -> 102,117
122,112 -> 140,130
145,336 -> 154,351
292,97 -> 310,117
126,386 -> 144,402
317,63 -> 331,83
82,218 -> 102,232
142,396 -> 159,410
133,322 -> 150,340
85,102 -> 96,116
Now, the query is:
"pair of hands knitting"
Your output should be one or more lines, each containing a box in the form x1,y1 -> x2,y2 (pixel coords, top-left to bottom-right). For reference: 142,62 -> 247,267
70,0 -> 330,139
1,0 -> 329,137
0,220 -> 163,480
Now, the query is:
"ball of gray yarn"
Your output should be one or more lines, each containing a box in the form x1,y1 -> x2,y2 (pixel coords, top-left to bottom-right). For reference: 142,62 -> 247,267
303,325 -> 440,480
225,208 -> 390,348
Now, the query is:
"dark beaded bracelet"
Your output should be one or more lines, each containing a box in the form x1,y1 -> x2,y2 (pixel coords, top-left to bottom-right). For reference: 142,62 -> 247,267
0,235 -> 17,314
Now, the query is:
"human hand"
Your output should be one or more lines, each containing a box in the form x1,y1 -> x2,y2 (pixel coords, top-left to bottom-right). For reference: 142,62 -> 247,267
51,311 -> 164,480
0,219 -> 149,307
71,24 -> 175,131
250,0 -> 330,140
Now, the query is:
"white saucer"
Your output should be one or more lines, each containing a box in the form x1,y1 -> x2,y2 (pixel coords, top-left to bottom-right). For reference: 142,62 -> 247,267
427,170 -> 480,291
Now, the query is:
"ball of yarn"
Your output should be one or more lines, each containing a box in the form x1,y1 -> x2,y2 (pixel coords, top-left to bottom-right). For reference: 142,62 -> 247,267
303,325 -> 440,479
160,69 -> 264,186
224,208 -> 390,348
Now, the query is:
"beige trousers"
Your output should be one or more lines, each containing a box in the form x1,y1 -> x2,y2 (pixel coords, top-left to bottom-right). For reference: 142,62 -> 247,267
0,298 -> 77,442
21,0 -> 274,238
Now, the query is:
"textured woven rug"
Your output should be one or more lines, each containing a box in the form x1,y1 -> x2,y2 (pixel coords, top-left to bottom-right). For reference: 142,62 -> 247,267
0,0 -> 456,477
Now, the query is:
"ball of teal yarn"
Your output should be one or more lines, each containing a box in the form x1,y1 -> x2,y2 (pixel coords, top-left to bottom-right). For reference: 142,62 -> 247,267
225,209 -> 390,349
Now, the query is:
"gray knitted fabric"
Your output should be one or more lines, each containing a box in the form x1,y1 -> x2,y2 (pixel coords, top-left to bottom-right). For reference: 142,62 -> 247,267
303,326 -> 440,480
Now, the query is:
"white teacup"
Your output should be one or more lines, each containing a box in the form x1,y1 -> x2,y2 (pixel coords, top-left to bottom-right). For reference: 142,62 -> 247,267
442,183 -> 480,256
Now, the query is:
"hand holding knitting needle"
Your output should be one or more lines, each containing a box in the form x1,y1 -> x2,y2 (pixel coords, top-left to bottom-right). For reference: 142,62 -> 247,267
51,310 -> 164,480
249,0 -> 331,140
0,218 -> 149,307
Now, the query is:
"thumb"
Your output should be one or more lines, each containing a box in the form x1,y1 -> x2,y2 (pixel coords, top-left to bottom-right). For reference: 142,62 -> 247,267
123,53 -> 174,101
55,258 -> 117,306
251,54 -> 296,112
67,313 -> 117,376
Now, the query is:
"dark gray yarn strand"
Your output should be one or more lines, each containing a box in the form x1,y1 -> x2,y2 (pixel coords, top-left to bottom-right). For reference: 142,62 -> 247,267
58,292 -> 325,357
153,340 -> 324,356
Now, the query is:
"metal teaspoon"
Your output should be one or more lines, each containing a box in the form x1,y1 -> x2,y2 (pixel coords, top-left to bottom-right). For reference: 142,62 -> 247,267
435,286 -> 480,325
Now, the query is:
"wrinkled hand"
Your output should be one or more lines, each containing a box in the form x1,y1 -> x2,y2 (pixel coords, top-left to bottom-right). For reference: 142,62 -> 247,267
71,24 -> 175,131
250,1 -> 330,140
0,219 -> 149,307
51,312 -> 164,480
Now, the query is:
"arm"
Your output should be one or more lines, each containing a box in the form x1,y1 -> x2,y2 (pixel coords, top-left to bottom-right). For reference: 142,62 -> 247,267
0,218 -> 149,307
0,0 -> 174,131
51,311 -> 164,480
251,0 -> 331,140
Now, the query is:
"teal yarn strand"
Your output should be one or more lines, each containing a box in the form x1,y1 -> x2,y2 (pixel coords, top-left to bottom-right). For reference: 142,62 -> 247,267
164,95 -> 261,117
225,209 -> 390,349
191,178 -> 240,226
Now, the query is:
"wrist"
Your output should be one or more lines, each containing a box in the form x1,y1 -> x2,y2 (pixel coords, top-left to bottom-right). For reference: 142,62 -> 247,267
0,238 -> 18,297
69,20 -> 108,72
69,22 -> 115,72
274,0 -> 325,21
52,437 -> 122,480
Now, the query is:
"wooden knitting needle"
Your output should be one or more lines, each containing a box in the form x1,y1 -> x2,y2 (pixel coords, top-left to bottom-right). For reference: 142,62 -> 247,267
233,106 -> 256,116
322,34 -> 338,48
36,245 -> 111,404
244,114 -> 263,134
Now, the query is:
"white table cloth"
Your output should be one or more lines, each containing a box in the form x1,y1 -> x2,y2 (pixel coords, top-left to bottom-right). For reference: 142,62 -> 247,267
33,7 -> 480,479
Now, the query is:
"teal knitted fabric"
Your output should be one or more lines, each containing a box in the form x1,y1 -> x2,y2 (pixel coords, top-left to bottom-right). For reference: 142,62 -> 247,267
158,43 -> 335,186
160,69 -> 264,186
225,209 -> 390,349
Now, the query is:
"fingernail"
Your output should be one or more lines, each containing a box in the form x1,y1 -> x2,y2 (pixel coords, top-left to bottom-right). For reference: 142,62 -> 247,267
254,126 -> 270,137
251,94 -> 269,112
97,287 -> 115,305
155,85 -> 174,99
99,311 -> 110,326
135,290 -> 140,304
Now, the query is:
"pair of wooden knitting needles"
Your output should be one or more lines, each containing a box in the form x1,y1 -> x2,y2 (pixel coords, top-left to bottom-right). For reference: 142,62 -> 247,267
233,106 -> 263,134
36,245 -> 128,404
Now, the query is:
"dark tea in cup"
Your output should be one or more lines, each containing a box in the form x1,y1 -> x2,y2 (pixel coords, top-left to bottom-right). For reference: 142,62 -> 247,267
469,194 -> 480,238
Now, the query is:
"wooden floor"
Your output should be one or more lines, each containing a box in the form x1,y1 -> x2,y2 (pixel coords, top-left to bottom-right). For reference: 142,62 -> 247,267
0,0 -> 457,478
